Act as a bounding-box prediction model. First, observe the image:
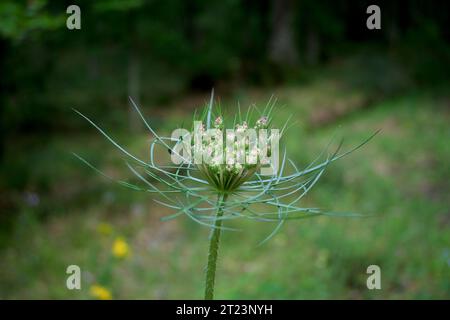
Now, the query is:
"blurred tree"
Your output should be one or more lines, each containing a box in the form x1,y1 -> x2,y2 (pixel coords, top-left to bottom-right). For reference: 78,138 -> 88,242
0,0 -> 64,41
92,0 -> 146,131
0,0 -> 64,159
269,0 -> 298,66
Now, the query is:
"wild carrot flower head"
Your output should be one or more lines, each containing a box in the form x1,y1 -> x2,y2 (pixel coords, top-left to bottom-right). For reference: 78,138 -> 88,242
192,115 -> 274,192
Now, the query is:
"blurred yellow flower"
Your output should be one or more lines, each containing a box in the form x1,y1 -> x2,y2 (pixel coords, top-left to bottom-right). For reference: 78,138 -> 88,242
90,284 -> 112,300
97,222 -> 113,236
112,237 -> 129,259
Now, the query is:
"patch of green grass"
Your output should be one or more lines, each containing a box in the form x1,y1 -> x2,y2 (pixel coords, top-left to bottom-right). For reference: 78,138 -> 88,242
0,84 -> 449,299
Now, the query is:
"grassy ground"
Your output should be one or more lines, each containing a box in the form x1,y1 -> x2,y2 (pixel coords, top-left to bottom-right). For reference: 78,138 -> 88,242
0,66 -> 449,299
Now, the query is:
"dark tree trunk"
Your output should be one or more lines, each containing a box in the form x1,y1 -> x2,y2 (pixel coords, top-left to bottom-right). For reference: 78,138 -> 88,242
268,0 -> 298,66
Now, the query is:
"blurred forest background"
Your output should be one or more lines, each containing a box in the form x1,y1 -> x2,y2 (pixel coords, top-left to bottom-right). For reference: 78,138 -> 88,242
0,0 -> 449,299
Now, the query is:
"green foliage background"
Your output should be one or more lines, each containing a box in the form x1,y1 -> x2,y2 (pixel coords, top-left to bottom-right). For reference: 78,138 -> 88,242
0,0 -> 449,299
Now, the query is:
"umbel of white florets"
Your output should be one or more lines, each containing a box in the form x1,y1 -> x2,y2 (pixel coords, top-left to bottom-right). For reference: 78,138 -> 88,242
255,116 -> 268,129
194,116 -> 274,191
214,116 -> 223,129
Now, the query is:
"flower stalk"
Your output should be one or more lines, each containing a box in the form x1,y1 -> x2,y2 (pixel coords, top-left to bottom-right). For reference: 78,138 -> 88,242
204,193 -> 228,300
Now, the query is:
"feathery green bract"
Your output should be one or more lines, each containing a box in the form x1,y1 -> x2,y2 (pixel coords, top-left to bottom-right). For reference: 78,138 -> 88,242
73,92 -> 378,243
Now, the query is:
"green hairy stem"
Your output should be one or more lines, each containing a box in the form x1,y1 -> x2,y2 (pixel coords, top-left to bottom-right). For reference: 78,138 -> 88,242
204,193 -> 228,300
